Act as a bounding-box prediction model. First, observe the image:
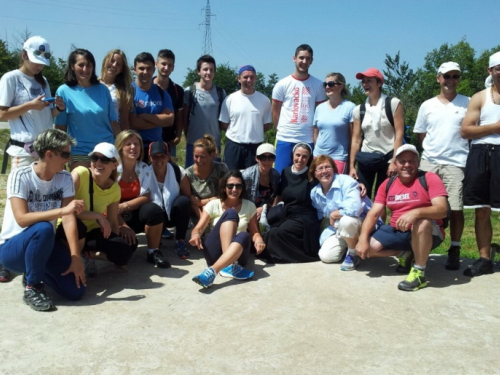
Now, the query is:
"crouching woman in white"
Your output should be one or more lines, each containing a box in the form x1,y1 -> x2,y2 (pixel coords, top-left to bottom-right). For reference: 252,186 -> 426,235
310,155 -> 370,271
0,129 -> 86,311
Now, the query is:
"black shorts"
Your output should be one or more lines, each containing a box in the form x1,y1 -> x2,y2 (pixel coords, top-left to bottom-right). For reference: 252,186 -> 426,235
463,144 -> 500,210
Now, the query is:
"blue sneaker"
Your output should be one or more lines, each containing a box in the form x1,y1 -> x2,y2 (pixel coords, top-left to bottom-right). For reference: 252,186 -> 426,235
219,263 -> 254,280
192,267 -> 216,288
162,228 -> 174,239
340,253 -> 360,271
175,241 -> 190,259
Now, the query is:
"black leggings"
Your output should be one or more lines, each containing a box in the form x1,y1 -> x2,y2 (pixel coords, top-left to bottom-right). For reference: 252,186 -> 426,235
164,195 -> 191,240
123,202 -> 164,234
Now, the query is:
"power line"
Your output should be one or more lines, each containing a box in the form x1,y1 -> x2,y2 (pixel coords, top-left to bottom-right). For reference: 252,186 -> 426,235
200,0 -> 215,56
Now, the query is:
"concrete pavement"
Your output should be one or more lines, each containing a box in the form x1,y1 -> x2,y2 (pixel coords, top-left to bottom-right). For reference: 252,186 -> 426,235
0,235 -> 499,374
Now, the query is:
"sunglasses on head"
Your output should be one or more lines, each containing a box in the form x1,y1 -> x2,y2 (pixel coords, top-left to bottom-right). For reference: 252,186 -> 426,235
323,81 -> 342,88
32,50 -> 51,59
90,155 -> 112,164
257,155 -> 276,162
226,183 -> 243,190
443,74 -> 460,80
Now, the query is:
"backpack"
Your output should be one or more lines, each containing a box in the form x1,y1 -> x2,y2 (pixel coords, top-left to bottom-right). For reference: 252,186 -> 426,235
385,170 -> 450,229
360,96 -> 410,143
187,83 -> 224,125
169,161 -> 181,185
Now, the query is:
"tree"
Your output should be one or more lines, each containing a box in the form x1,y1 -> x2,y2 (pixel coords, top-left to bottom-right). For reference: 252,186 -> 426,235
183,62 -> 239,95
0,40 -> 18,78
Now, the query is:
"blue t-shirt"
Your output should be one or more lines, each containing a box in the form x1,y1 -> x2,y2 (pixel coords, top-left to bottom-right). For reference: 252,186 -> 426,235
55,83 -> 117,155
132,82 -> 173,143
313,100 -> 355,160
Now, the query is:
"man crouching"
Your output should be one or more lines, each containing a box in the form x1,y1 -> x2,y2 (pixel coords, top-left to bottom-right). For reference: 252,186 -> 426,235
355,144 -> 448,291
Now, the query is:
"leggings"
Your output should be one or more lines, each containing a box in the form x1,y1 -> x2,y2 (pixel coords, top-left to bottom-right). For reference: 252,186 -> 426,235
164,195 -> 191,240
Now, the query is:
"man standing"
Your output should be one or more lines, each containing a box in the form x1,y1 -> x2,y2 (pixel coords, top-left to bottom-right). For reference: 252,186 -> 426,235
272,44 -> 326,173
220,65 -> 272,170
413,62 -> 469,271
356,145 -> 448,291
154,49 -> 184,160
183,55 -> 226,168
460,51 -> 500,277
130,52 -> 173,161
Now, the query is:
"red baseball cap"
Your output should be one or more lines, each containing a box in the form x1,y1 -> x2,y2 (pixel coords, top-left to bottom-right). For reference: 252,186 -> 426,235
355,68 -> 384,84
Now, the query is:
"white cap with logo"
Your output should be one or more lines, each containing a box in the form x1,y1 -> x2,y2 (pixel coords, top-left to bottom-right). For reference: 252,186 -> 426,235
88,142 -> 120,161
23,36 -> 51,66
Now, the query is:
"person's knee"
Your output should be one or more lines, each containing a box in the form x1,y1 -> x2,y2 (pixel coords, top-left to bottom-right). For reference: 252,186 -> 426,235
476,207 -> 491,221
318,236 -> 346,263
221,208 -> 239,222
412,219 -> 433,236
59,283 -> 86,301
337,216 -> 360,238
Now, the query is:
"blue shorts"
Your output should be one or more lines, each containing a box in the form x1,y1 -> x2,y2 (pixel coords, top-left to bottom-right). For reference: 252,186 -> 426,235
371,224 -> 443,252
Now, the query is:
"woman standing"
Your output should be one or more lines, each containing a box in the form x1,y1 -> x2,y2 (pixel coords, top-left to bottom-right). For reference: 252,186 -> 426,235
313,72 -> 355,174
115,131 -> 169,268
149,141 -> 192,259
55,49 -> 120,170
185,135 -> 229,220
349,68 -> 405,198
99,49 -> 133,130
0,36 -> 66,170
189,171 -> 265,288
262,143 -> 320,263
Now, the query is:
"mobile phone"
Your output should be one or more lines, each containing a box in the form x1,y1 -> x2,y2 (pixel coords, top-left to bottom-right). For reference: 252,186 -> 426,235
41,97 -> 56,103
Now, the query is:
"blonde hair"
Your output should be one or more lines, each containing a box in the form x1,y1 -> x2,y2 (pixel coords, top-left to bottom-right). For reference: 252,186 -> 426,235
115,130 -> 144,162
100,49 -> 134,111
193,134 -> 219,157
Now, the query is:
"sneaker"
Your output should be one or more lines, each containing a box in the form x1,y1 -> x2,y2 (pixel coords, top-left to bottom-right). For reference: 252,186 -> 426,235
463,257 -> 494,277
0,265 -> 11,283
396,251 -> 414,274
174,241 -> 190,259
82,255 -> 98,278
445,246 -> 461,271
398,267 -> 428,291
219,263 -> 255,280
340,253 -> 360,271
192,267 -> 216,288
162,228 -> 174,239
147,250 -> 171,268
23,284 -> 55,311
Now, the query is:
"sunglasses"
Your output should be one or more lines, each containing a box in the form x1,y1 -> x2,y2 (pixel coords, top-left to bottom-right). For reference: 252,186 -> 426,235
323,81 -> 342,88
226,183 -> 243,190
32,50 -> 52,59
257,155 -> 276,162
90,155 -> 112,164
55,150 -> 71,159
443,74 -> 460,80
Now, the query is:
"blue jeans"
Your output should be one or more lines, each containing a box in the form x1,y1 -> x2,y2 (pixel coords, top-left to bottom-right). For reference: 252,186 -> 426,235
0,222 -> 85,301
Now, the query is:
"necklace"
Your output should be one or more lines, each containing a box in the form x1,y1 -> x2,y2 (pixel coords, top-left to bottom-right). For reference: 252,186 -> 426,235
492,87 -> 499,105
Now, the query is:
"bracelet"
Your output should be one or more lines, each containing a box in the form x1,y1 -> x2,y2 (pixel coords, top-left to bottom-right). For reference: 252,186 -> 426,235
255,241 -> 265,245
55,105 -> 63,112
192,232 -> 201,236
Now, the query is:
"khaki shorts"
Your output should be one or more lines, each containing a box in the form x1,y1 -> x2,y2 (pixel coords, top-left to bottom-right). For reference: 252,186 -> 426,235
420,159 -> 464,210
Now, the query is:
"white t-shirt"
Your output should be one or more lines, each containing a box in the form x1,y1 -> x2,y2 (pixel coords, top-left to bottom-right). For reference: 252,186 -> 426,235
414,94 -> 470,167
204,199 -> 257,234
150,163 -> 186,219
0,164 -> 75,244
0,70 -> 52,157
272,74 -> 326,143
353,97 -> 401,155
220,90 -> 271,144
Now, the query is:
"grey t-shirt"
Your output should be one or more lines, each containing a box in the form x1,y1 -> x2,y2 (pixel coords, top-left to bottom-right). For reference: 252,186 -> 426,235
185,162 -> 229,199
183,83 -> 226,146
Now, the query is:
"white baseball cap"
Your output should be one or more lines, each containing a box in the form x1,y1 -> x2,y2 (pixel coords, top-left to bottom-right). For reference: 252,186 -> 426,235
438,62 -> 461,74
489,51 -> 500,68
23,36 -> 51,66
256,143 -> 276,156
88,142 -> 120,161
395,144 -> 419,158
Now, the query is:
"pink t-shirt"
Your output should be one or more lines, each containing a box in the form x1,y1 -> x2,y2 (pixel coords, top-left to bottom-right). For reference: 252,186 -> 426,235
375,171 -> 447,230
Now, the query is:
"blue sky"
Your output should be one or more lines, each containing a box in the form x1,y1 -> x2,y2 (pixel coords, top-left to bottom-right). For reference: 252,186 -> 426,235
1,0 -> 497,87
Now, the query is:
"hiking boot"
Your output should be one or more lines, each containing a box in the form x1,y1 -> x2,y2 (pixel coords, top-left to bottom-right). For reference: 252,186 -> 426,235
192,267 -> 216,288
23,284 -> 55,311
219,263 -> 254,280
398,267 -> 428,291
463,257 -> 494,278
340,253 -> 360,271
147,250 -> 171,268
396,251 -> 414,273
174,241 -> 190,259
445,246 -> 460,271
162,228 -> 174,239
0,265 -> 11,283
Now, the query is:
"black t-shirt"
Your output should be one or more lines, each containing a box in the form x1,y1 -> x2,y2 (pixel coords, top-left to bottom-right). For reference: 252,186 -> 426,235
159,79 -> 183,142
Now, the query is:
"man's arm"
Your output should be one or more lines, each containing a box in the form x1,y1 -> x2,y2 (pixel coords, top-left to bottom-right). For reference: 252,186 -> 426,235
461,91 -> 500,139
417,133 -> 426,144
356,202 -> 386,259
271,100 -> 282,130
395,196 -> 448,232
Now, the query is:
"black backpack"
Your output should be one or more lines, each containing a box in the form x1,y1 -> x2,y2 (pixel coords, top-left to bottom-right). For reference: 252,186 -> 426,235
385,170 -> 450,229
187,83 -> 224,125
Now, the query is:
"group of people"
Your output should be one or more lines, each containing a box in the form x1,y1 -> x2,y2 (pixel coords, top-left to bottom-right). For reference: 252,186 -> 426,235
0,36 -> 499,311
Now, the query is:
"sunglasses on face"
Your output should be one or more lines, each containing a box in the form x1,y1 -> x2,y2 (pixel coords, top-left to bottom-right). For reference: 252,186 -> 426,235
32,50 -> 52,59
443,74 -> 460,80
257,155 -> 276,162
226,183 -> 243,190
90,155 -> 112,164
323,81 -> 342,88
55,150 -> 71,160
